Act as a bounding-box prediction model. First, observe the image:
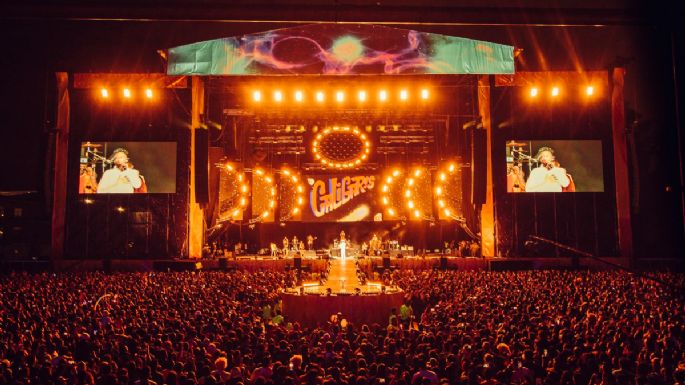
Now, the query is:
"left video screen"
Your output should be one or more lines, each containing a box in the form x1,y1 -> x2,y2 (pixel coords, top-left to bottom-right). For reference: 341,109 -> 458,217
78,142 -> 177,194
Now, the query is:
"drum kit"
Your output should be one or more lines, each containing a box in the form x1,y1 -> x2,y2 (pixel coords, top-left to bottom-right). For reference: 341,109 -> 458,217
81,142 -> 111,175
506,140 -> 538,174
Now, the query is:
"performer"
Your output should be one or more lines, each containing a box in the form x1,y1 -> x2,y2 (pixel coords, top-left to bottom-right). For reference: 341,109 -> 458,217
339,230 -> 347,260
270,243 -> 278,257
78,165 -> 98,194
292,236 -> 299,251
299,240 -> 305,252
525,147 -> 570,192
306,234 -> 314,250
370,234 -> 380,254
96,148 -> 143,193
506,164 -> 526,192
282,237 -> 289,255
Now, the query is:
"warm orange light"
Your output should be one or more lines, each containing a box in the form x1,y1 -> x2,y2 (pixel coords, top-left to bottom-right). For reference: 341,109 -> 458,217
336,91 -> 345,103
122,88 -> 131,98
530,87 -> 539,97
399,89 -> 408,101
316,91 -> 324,102
392,169 -> 400,177
551,87 -> 560,97
408,201 -> 414,209
420,89 -> 429,100
274,90 -> 283,102
444,208 -> 451,217
435,187 -> 442,196
253,90 -> 262,102
448,163 -> 455,172
379,90 -> 387,102
586,86 -> 594,96
100,88 -> 109,98
413,210 -> 421,218
145,88 -> 153,99
294,90 -> 303,102
358,90 -> 367,102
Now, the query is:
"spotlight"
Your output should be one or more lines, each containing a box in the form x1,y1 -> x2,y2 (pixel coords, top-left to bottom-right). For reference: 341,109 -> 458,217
586,86 -> 594,96
358,90 -> 367,102
336,91 -> 345,103
122,88 -> 131,98
316,91 -> 324,103
414,210 -> 421,218
379,90 -> 387,102
392,169 -> 400,177
145,88 -> 153,99
84,198 -> 94,204
116,206 -> 125,213
294,90 -> 303,102
420,89 -> 429,100
529,87 -> 539,97
100,88 -> 109,98
444,208 -> 451,217
253,90 -> 262,102
274,90 -> 283,102
399,89 -> 408,101
551,86 -> 560,97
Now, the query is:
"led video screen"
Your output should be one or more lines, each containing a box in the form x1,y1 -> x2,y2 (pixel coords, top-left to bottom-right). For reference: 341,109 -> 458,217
505,140 -> 604,193
78,142 -> 177,194
302,174 -> 380,222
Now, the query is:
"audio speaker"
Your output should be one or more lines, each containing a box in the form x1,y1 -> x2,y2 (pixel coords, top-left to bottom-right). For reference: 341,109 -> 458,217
470,127 -> 487,205
294,256 -> 302,269
194,128 -> 209,204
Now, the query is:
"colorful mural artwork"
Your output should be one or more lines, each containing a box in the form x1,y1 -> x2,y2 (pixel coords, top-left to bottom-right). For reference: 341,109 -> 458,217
166,24 -> 515,76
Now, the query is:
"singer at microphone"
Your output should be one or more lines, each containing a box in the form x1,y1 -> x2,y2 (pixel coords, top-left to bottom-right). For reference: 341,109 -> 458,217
525,146 -> 571,192
96,147 -> 143,193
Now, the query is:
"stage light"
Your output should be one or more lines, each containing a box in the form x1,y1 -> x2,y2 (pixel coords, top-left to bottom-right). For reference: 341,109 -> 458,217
274,90 -> 283,102
551,86 -> 560,97
262,211 -> 269,218
439,173 -> 446,181
233,209 -> 240,217
292,207 -> 299,214
297,185 -> 303,193
438,199 -> 445,208
414,169 -> 421,177
435,187 -> 442,196
382,197 -> 388,205
253,90 -> 262,102
448,163 -> 455,172
336,91 -> 345,103
382,185 -> 388,192
379,90 -> 387,102
255,169 -> 264,176
269,201 -> 275,208
444,208 -> 451,216
586,86 -> 594,96
145,88 -> 153,99
420,89 -> 429,100
265,176 -> 272,183
530,87 -> 539,97
316,91 -> 324,102
122,88 -> 131,98
358,90 -> 367,102
414,210 -> 421,218
84,198 -> 94,204
241,185 -> 248,193
225,164 -> 234,171
100,88 -> 109,98
116,206 -> 125,213
392,169 -> 400,177
408,201 -> 414,209
405,190 -> 411,198
292,175 -> 298,182
240,198 -> 246,206
237,174 -> 243,182
408,178 -> 415,186
283,169 -> 290,175
294,90 -> 303,102
388,208 -> 395,216
386,176 -> 392,184
399,89 -> 408,101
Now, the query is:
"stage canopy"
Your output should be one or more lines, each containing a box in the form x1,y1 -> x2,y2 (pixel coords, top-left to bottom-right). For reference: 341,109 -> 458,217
166,24 -> 515,76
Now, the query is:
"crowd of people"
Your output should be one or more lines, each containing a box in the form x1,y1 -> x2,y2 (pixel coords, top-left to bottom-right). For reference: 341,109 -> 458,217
1,269 -> 683,385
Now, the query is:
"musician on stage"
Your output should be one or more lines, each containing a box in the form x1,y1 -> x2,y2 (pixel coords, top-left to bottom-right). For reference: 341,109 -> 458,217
306,234 -> 314,250
292,236 -> 299,251
339,230 -> 347,260
79,165 -> 98,194
282,237 -> 289,254
525,147 -> 571,192
96,148 -> 143,193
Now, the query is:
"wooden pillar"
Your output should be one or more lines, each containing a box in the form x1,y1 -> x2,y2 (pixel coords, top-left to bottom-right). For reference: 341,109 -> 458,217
611,68 -> 633,258
189,76 -> 205,258
50,72 -> 69,263
478,75 -> 495,257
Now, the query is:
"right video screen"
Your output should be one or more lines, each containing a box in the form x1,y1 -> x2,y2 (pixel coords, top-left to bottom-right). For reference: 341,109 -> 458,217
505,140 -> 604,193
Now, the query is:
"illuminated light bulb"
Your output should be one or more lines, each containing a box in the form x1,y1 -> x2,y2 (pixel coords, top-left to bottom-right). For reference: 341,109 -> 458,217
420,89 -> 429,99
297,185 -> 303,193
405,190 -> 411,197
440,173 -> 446,181
414,169 -> 421,177
294,90 -> 303,102
283,169 -> 290,175
379,90 -> 387,101
386,176 -> 392,184
270,188 -> 276,195
316,134 -> 323,140
100,88 -> 109,98
408,179 -> 415,186
392,169 -> 400,177
274,90 -> 283,102
240,198 -> 246,206
336,91 -> 344,102
361,154 -> 367,160
399,89 -> 408,100
365,141 -> 370,147
145,88 -> 153,99
551,87 -> 560,97
253,91 -> 262,102
298,197 -> 304,205
355,159 -> 361,164
292,208 -> 299,214
333,126 -> 340,131
444,209 -> 451,217
388,208 -> 395,216
238,174 -> 243,181
316,91 -> 324,102
382,185 -> 388,192
84,198 -> 94,204
292,176 -> 298,183
241,185 -> 248,193
265,176 -> 272,183
436,187 -> 442,196
414,210 -> 421,218
438,200 -> 445,208
408,201 -> 414,209
586,86 -> 594,96
122,88 -> 131,98
262,211 -> 269,218
530,87 -> 539,97
269,201 -> 275,208
312,147 -> 318,153
116,206 -> 125,213
233,209 -> 240,216
358,90 -> 367,102
225,164 -> 233,171
382,197 -> 388,205
449,163 -> 455,172
255,169 -> 264,175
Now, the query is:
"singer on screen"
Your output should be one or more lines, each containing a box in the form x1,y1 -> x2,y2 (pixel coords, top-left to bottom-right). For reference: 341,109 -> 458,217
525,146 -> 573,192
96,148 -> 143,193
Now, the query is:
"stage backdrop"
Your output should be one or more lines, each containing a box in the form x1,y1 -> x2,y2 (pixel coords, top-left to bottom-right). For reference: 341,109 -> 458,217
302,174 -> 380,222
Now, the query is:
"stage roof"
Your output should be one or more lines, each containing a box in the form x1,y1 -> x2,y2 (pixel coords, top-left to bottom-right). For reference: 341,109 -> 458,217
165,24 -> 515,76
